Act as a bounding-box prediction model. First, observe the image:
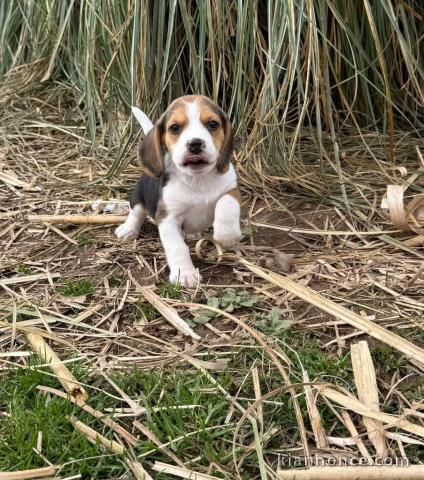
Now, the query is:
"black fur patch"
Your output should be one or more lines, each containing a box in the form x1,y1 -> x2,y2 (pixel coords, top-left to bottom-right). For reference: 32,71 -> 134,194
130,173 -> 168,218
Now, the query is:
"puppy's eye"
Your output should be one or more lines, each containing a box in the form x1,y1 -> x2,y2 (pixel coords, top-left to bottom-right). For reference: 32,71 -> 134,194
207,120 -> 219,131
169,124 -> 181,134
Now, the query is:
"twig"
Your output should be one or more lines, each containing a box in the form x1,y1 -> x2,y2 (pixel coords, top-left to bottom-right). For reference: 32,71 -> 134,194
277,465 -> 424,479
0,273 -> 60,286
0,467 -> 57,480
351,341 -> 387,456
27,214 -> 127,224
68,414 -> 124,453
68,416 -> 152,479
340,411 -> 373,463
72,303 -> 103,324
303,370 -> 328,449
129,272 -> 201,340
26,332 -> 88,402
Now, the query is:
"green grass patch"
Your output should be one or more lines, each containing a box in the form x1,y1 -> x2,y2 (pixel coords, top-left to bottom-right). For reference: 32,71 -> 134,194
0,363 -> 125,476
1,328 -> 422,476
133,300 -> 157,323
76,233 -> 92,247
16,264 -> 32,275
0,360 -> 244,477
156,281 -> 183,299
60,279 -> 93,297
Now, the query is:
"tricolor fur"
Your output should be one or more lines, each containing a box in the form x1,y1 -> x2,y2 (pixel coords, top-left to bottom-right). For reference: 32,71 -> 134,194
116,95 -> 242,287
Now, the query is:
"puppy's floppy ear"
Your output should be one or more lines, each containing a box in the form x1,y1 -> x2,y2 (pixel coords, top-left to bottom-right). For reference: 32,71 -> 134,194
217,112 -> 234,173
137,116 -> 165,178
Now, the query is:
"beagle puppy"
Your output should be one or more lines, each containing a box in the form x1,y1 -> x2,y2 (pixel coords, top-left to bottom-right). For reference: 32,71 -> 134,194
116,95 -> 242,287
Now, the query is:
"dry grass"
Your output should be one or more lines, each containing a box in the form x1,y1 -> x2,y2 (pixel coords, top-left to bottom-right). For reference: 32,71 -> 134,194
1,89 -> 424,477
1,2 -> 424,476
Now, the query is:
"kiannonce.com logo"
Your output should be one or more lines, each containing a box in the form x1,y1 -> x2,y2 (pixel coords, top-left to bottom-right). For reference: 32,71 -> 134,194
278,454 -> 410,468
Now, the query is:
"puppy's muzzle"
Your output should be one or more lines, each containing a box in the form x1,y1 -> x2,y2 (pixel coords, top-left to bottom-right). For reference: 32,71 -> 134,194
182,155 -> 209,167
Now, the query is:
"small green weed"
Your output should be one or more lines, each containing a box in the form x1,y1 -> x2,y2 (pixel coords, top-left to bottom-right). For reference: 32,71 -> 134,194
134,300 -> 157,323
16,264 -> 32,274
60,279 -> 93,297
255,307 -> 293,335
296,339 -> 350,380
190,288 -> 258,325
156,281 -> 183,299
76,233 -> 92,247
371,344 -> 407,373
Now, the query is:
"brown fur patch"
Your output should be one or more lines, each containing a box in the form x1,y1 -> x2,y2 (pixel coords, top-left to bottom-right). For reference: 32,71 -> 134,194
198,103 -> 225,152
155,199 -> 168,223
138,119 -> 165,178
225,188 -> 241,203
162,95 -> 228,154
163,104 -> 189,151
198,97 -> 234,173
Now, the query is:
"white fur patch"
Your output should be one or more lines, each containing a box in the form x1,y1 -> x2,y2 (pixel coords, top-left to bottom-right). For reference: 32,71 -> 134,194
169,267 -> 201,288
131,106 -> 154,134
162,163 -> 238,233
158,217 -> 202,287
157,165 -> 239,285
115,205 -> 146,240
213,194 -> 242,248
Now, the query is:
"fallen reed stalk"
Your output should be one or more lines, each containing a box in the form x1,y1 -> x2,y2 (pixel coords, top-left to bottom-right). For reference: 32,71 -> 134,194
27,214 -> 127,225
277,465 -> 424,480
351,341 -> 387,456
68,416 -> 153,479
318,386 -> 424,438
68,415 -> 125,454
232,255 -> 424,370
129,272 -> 201,340
26,332 -> 88,402
0,467 -> 57,480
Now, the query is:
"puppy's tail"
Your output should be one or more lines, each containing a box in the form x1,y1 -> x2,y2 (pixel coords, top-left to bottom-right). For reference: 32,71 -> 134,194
131,106 -> 154,135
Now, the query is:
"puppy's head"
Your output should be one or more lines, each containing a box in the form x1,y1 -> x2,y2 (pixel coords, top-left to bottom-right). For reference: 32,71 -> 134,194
138,96 -> 234,177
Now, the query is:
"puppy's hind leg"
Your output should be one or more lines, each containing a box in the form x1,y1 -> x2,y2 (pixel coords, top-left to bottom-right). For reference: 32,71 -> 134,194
115,204 -> 146,240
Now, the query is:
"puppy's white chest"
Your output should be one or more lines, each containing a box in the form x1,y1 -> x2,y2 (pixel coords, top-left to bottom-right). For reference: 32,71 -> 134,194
181,202 -> 216,233
162,164 -> 237,233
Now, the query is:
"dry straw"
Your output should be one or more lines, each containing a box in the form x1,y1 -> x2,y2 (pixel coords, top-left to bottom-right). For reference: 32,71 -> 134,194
1,1 -> 424,477
232,255 -> 424,370
0,467 -> 57,480
277,465 -> 424,480
26,332 -> 89,402
1,1 -> 423,185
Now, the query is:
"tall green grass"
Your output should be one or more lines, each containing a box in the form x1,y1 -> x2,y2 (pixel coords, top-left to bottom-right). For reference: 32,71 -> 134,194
1,1 -> 423,176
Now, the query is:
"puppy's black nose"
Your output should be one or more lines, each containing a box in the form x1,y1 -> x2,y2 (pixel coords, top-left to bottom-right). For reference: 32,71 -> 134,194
187,138 -> 205,154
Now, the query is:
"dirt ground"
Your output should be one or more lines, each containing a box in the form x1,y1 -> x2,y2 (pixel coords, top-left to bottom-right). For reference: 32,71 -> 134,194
1,98 -> 424,476
1,101 -> 423,373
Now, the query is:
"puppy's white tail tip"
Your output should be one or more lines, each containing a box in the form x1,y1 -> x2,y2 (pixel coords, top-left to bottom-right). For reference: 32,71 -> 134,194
131,106 -> 154,134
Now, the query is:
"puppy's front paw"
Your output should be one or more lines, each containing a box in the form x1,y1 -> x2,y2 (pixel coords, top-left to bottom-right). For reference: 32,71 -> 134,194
169,266 -> 202,288
115,222 -> 140,240
213,225 -> 242,248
